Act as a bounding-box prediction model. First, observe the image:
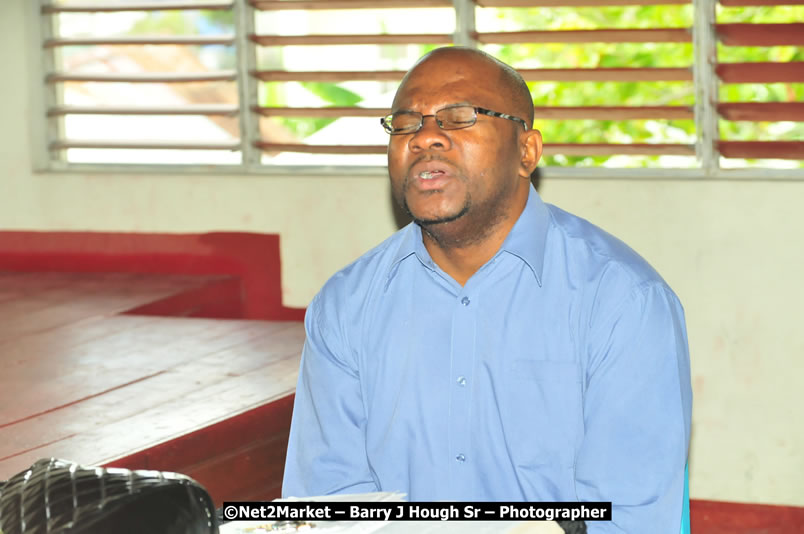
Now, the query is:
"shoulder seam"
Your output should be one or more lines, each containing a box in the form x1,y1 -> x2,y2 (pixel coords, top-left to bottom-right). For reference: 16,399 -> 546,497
546,204 -> 660,288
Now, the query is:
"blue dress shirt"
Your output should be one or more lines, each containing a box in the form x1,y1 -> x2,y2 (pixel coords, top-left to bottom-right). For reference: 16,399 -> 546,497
283,186 -> 692,532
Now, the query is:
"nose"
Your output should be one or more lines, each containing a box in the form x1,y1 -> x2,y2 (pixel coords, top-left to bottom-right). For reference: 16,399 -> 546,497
408,115 -> 451,152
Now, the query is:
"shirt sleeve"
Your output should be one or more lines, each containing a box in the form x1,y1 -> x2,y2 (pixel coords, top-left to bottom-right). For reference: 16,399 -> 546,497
577,283 -> 692,533
281,291 -> 379,498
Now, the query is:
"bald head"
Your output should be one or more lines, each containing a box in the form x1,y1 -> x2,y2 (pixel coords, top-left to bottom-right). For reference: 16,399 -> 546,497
398,47 -> 534,127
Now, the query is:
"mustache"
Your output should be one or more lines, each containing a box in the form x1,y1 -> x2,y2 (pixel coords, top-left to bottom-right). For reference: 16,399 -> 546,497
408,154 -> 452,169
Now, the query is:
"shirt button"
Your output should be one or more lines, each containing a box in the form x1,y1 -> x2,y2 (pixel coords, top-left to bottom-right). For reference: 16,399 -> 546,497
461,297 -> 470,306
457,376 -> 467,387
455,454 -> 466,463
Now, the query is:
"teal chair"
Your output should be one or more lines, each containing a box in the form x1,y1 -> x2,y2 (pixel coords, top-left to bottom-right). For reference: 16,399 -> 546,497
680,464 -> 691,534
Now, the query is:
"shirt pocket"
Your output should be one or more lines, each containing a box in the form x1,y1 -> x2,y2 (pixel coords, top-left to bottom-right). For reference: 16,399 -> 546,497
501,359 -> 583,470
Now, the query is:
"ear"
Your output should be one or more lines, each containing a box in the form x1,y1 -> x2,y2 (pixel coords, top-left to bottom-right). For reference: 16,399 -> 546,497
518,128 -> 543,180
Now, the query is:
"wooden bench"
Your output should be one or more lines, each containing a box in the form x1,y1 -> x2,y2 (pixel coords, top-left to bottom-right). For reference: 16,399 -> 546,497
0,271 -> 303,503
0,231 -> 305,503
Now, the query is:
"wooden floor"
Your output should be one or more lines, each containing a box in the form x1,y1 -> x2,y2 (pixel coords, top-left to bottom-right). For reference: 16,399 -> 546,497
0,271 -> 304,501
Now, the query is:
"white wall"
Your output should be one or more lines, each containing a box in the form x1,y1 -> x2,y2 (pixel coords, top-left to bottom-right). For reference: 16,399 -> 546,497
2,0 -> 802,506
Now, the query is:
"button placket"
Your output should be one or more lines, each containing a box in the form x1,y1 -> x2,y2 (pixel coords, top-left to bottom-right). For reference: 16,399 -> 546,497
448,291 -> 476,495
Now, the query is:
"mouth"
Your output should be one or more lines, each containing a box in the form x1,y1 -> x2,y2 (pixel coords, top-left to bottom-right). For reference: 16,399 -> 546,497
408,160 -> 454,190
418,170 -> 445,180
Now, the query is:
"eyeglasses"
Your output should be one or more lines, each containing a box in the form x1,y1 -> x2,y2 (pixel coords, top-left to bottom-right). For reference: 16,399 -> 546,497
381,105 -> 529,135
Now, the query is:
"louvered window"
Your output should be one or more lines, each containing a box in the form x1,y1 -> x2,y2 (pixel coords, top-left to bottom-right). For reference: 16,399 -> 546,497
34,0 -> 803,176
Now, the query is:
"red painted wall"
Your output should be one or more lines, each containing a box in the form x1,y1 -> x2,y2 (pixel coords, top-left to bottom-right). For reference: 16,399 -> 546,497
0,231 -> 304,321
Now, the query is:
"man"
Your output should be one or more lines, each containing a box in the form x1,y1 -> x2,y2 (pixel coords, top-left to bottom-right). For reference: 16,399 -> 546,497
282,47 -> 692,532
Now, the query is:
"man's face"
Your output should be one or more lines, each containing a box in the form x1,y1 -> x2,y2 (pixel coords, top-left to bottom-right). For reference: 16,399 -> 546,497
387,53 -> 531,243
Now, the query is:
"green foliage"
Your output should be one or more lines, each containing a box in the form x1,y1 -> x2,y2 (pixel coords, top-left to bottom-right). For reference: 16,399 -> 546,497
289,82 -> 362,137
261,82 -> 364,139
304,83 -> 362,107
714,5 -> 804,149
482,4 -> 693,31
254,4 -> 801,166
127,11 -> 236,69
202,10 -> 235,30
486,5 -> 801,167
128,10 -> 234,34
716,5 -> 804,23
480,5 -> 696,166
129,12 -> 195,35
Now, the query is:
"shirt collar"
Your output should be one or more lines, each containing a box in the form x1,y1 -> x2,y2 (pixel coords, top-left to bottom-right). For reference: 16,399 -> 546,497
500,185 -> 550,286
387,220 -> 426,281
386,185 -> 550,286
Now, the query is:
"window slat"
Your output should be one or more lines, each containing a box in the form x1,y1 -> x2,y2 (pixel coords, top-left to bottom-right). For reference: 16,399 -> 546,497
717,24 -> 804,47
253,105 -> 694,120
718,141 -> 804,160
50,140 -> 241,150
250,0 -> 452,9
716,62 -> 804,83
254,107 -> 387,117
718,103 -> 804,122
47,72 -> 238,83
254,142 -> 695,156
252,67 -> 692,82
542,143 -> 695,156
251,0 -> 695,8
48,105 -> 240,117
719,0 -> 804,6
250,34 -> 452,46
255,143 -> 387,154
42,2 -> 234,13
532,106 -> 694,120
45,36 -> 236,47
518,67 -> 692,81
476,0 -> 691,6
252,70 -> 406,82
476,28 -> 691,44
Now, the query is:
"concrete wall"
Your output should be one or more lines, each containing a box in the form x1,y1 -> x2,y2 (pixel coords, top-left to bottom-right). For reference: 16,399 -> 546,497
2,0 -> 802,506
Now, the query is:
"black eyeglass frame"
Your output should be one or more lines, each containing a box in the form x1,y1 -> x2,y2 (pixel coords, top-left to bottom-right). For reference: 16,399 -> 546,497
380,105 -> 530,135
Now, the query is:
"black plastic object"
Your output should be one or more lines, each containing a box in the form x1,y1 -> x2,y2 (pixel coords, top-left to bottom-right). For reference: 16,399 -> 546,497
0,458 -> 218,534
557,520 -> 587,534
